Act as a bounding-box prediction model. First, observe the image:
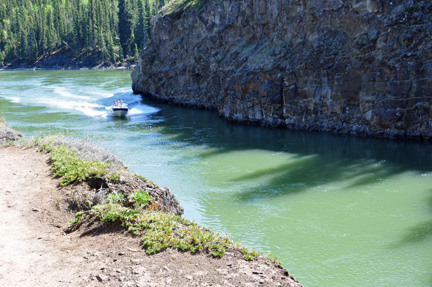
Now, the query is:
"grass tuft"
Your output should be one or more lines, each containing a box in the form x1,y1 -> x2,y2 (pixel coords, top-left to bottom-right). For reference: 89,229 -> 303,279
49,144 -> 108,186
34,135 -> 130,186
79,204 -> 233,258
71,203 -> 261,260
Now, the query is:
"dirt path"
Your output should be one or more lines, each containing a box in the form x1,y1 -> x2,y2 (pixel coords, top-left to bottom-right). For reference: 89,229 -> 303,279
0,146 -> 86,286
0,146 -> 302,287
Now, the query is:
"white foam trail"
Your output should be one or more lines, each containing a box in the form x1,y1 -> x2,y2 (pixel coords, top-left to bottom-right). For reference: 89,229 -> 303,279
9,83 -> 159,119
88,90 -> 115,98
77,107 -> 108,118
128,108 -> 142,116
7,97 -> 20,103
50,86 -> 92,101
41,86 -> 109,118
44,98 -> 103,111
128,106 -> 160,116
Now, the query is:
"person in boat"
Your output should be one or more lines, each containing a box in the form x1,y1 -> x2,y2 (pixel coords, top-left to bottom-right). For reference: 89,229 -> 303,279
113,100 -> 118,107
118,99 -> 124,107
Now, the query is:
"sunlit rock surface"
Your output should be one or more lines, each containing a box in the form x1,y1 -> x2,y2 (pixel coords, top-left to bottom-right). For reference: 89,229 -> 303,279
132,0 -> 432,140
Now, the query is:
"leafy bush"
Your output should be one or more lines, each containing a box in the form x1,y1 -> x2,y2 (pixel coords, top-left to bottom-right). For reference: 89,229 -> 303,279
35,134 -> 130,186
38,136 -> 124,170
49,144 -> 108,186
130,190 -> 153,208
106,172 -> 121,182
241,247 -> 260,261
92,204 -> 140,223
74,204 -> 238,259
69,211 -> 84,225
105,192 -> 125,204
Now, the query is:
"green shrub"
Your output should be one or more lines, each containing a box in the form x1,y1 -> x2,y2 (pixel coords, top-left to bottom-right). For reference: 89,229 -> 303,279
133,173 -> 148,182
208,244 -> 225,258
105,192 -> 125,204
241,246 -> 260,261
49,144 -> 108,186
37,135 -> 63,152
71,201 -> 263,261
69,211 -> 84,225
106,172 -> 121,182
130,190 -> 153,208
92,204 -> 140,223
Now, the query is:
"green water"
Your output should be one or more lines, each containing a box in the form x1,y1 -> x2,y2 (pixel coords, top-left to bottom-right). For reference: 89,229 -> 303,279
1,70 -> 431,286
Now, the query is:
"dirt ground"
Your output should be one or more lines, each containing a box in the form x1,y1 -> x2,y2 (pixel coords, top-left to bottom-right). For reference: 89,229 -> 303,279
0,146 -> 302,287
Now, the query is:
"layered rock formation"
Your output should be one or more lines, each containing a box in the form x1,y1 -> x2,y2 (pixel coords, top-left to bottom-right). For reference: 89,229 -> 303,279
132,0 -> 432,140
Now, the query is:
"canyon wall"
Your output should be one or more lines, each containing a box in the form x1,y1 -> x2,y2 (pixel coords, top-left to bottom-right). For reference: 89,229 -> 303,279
132,0 -> 432,140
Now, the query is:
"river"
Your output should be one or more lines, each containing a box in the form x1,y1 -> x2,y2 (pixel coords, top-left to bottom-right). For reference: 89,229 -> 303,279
1,70 -> 431,286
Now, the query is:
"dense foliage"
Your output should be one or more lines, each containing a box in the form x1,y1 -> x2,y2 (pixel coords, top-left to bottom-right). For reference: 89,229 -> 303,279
0,0 -> 169,66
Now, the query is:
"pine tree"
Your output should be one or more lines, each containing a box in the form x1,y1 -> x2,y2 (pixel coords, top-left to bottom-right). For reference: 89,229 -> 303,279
118,0 -> 135,58
0,0 -> 171,66
135,0 -> 149,51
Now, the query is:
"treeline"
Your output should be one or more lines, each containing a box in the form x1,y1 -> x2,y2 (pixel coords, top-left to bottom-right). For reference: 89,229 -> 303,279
0,0 -> 169,66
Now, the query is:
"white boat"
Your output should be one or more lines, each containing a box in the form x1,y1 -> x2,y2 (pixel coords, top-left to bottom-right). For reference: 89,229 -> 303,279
111,103 -> 129,117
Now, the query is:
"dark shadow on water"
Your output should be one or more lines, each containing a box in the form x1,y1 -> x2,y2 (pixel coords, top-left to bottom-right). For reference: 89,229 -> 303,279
139,97 -> 432,174
399,221 -> 432,243
231,157 -> 405,201
134,96 -> 432,202
390,191 -> 432,248
139,97 -> 432,186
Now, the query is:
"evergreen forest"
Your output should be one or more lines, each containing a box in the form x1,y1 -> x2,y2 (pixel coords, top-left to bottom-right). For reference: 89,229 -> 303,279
0,0 -> 169,66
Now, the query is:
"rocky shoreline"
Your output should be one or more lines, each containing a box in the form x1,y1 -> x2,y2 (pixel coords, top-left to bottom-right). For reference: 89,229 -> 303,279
0,63 -> 136,71
132,0 -> 432,141
1,48 -> 137,71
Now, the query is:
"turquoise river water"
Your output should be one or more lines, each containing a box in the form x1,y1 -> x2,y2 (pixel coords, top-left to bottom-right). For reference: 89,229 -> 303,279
0,70 -> 431,286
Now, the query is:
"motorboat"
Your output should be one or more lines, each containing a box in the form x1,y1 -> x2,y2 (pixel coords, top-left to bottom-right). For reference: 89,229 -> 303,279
111,103 -> 129,117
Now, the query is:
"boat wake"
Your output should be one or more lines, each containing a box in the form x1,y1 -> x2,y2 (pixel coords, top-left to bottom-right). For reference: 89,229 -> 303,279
2,80 -> 160,120
45,86 -> 159,119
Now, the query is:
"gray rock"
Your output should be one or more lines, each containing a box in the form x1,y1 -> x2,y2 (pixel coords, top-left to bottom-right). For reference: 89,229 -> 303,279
96,274 -> 108,282
132,0 -> 432,141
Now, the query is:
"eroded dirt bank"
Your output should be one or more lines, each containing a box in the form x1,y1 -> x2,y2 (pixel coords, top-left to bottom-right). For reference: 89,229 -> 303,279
0,146 -> 302,287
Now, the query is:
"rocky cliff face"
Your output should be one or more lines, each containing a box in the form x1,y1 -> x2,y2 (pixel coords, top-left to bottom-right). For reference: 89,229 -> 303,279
132,0 -> 432,140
